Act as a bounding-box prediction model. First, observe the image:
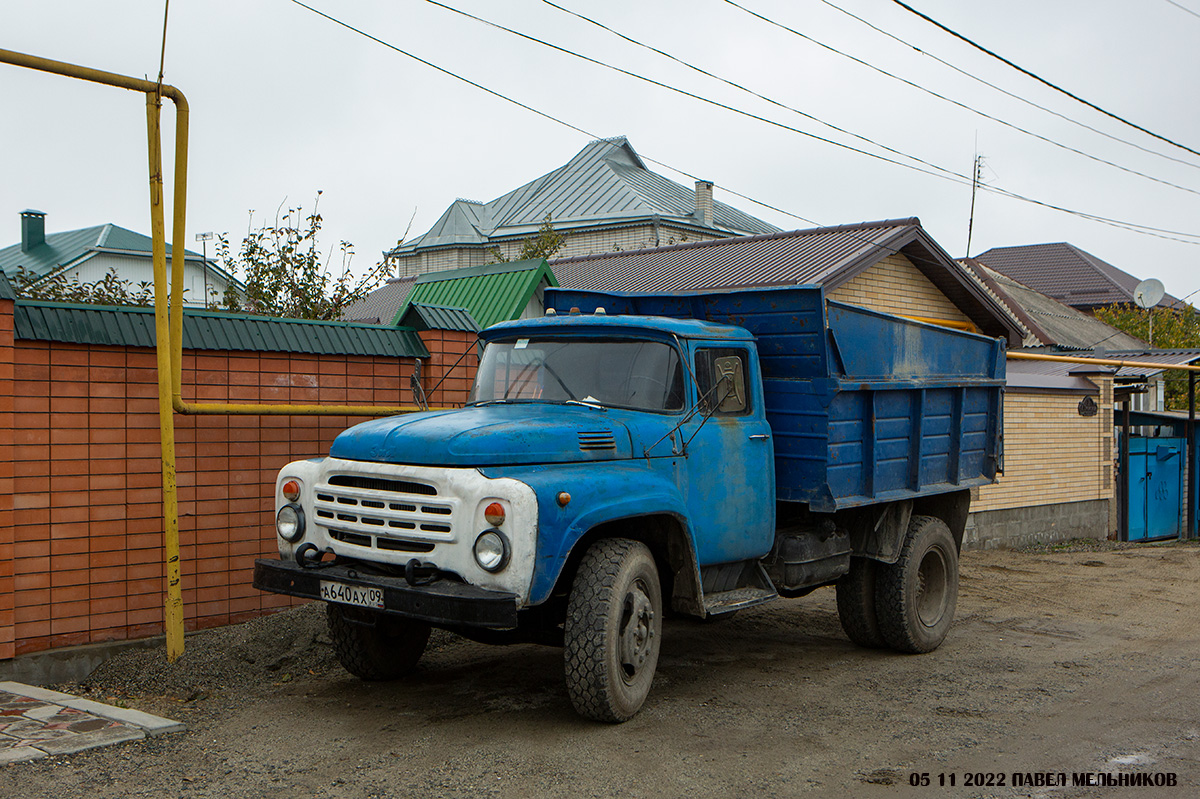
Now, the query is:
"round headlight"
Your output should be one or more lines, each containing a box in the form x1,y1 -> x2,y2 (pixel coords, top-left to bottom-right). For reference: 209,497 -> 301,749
473,530 -> 510,572
277,504 -> 305,543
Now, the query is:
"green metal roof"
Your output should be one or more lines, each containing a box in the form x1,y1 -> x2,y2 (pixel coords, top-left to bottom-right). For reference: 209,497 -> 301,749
0,272 -> 14,301
0,222 -> 236,283
14,300 -> 429,358
393,258 -> 557,329
397,302 -> 480,333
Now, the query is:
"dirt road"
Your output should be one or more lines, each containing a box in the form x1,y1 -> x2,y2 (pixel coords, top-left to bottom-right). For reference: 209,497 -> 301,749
3,540 -> 1198,798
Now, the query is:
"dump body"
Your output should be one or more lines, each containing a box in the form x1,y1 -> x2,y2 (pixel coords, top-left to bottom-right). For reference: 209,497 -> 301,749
546,285 -> 1005,512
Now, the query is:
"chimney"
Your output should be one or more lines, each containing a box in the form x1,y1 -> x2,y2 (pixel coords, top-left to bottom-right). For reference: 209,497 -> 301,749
21,209 -> 46,252
694,181 -> 713,227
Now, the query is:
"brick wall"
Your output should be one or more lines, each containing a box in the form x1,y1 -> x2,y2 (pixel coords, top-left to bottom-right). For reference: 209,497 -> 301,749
0,297 -> 14,660
974,380 -> 1113,517
1,323 -> 475,660
828,253 -> 973,324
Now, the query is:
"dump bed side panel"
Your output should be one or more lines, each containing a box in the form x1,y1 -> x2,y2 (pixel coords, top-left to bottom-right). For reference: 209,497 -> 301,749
545,287 -> 1005,512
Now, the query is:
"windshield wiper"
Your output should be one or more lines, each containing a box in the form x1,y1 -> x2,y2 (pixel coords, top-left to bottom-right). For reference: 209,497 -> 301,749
565,399 -> 606,410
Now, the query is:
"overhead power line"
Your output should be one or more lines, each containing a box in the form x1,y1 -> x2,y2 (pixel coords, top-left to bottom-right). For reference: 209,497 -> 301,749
1164,0 -> 1200,21
722,0 -> 1200,196
890,0 -> 1200,159
422,0 -> 965,187
286,0 -> 1200,247
815,0 -> 1200,172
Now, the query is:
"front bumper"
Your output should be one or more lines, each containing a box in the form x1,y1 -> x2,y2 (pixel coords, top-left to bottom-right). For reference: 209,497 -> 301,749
253,558 -> 519,628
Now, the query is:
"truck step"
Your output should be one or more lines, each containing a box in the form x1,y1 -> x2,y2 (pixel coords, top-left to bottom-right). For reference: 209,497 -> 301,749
703,586 -> 778,616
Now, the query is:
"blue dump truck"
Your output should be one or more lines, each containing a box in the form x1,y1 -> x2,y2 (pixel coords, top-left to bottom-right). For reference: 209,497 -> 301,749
254,286 -> 1005,721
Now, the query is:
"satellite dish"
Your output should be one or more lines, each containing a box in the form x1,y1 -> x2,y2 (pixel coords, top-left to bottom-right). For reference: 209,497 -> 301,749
1134,278 -> 1165,309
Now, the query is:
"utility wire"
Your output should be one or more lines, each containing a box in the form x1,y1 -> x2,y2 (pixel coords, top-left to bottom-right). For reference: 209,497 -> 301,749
890,0 -> 1200,158
538,0 -> 967,184
437,0 -> 1200,239
286,0 -> 1200,247
421,0 -> 966,187
816,0 -> 1200,172
723,0 -> 1200,196
1164,0 -> 1200,21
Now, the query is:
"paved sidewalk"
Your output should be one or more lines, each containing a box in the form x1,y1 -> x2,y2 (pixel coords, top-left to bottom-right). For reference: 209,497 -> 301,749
0,681 -> 183,765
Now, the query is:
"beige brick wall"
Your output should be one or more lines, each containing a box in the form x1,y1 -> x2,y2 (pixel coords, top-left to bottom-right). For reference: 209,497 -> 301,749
828,253 -> 972,325
974,382 -> 1113,514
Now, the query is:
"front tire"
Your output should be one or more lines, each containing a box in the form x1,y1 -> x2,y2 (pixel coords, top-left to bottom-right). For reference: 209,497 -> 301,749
326,603 -> 431,680
875,515 -> 959,653
563,539 -> 663,722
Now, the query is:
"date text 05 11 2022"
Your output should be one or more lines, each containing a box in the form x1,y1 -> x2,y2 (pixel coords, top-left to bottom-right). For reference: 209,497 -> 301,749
909,772 -> 1179,788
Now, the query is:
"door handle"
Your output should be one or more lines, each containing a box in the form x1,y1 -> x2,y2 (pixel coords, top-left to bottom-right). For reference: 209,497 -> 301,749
749,434 -> 770,441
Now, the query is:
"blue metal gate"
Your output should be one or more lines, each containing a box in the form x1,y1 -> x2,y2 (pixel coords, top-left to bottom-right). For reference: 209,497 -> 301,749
1126,437 -> 1185,541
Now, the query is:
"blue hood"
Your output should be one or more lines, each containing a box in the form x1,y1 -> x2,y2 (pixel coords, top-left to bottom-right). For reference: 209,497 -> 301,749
329,404 -> 636,466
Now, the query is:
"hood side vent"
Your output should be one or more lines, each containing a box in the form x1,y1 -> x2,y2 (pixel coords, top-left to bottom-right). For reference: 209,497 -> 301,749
578,430 -> 616,451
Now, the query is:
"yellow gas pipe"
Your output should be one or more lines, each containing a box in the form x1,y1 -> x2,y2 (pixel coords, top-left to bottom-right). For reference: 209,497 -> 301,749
1,49 -> 449,662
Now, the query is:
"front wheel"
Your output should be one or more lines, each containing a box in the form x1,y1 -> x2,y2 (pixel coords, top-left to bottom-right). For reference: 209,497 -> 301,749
563,539 -> 663,722
875,515 -> 959,654
326,603 -> 431,680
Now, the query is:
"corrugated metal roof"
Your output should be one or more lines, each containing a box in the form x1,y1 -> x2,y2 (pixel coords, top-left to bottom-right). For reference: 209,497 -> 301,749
341,276 -> 417,323
552,219 -> 916,292
395,258 -> 557,329
1008,349 -> 1200,379
974,263 -> 1146,350
974,242 -> 1184,310
397,303 -> 480,332
395,137 -> 779,254
13,300 -> 429,358
0,220 -> 234,283
0,272 -> 15,301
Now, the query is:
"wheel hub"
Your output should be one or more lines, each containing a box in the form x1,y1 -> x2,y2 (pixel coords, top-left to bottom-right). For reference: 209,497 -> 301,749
915,548 -> 949,628
618,581 -> 656,680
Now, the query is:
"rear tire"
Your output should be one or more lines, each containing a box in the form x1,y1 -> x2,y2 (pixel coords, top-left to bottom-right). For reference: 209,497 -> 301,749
875,515 -> 959,653
326,603 -> 431,680
836,557 -> 886,648
563,539 -> 663,722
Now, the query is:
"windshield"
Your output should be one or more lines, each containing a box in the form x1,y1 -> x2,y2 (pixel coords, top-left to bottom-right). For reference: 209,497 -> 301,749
469,336 -> 685,412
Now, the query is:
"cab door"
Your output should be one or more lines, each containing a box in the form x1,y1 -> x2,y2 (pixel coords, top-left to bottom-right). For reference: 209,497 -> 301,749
681,343 -> 775,565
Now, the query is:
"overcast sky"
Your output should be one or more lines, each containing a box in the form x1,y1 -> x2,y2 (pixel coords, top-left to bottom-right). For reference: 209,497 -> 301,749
4,0 -> 1200,306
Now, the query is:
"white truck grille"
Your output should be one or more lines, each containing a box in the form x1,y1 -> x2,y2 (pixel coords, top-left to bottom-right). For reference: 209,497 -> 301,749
313,472 -> 457,553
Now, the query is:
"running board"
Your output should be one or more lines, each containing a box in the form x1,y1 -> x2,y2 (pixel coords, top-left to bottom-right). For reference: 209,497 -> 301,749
700,561 -> 778,617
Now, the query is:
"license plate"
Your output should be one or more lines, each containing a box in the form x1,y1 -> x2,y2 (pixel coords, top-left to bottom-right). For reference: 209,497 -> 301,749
320,580 -> 384,610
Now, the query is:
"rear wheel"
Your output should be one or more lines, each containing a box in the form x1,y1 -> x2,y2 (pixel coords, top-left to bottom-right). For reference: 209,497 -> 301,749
326,603 -> 431,680
836,557 -> 886,648
875,515 -> 959,653
563,539 -> 663,722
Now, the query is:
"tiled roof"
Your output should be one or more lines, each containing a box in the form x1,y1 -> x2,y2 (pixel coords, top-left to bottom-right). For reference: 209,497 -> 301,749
393,137 -> 779,255
395,258 -> 557,329
969,262 -> 1146,350
14,300 -> 429,358
973,242 -> 1184,310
